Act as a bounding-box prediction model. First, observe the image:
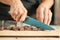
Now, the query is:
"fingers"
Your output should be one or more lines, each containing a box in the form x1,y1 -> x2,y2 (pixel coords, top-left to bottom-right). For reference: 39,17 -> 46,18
15,12 -> 21,22
47,10 -> 52,25
14,9 -> 27,22
36,7 -> 52,25
10,5 -> 27,22
44,9 -> 52,25
36,7 -> 44,22
10,1 -> 28,22
20,12 -> 27,22
19,8 -> 27,22
44,8 -> 48,24
10,10 -> 27,22
11,10 -> 18,20
15,10 -> 24,22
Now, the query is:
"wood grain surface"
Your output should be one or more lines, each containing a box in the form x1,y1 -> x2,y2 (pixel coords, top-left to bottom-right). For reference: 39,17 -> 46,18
0,30 -> 59,37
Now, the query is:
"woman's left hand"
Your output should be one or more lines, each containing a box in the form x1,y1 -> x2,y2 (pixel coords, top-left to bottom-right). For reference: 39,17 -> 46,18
36,5 -> 52,25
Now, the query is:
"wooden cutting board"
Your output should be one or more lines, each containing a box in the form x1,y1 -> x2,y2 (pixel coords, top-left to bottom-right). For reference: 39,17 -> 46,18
0,30 -> 59,37
0,25 -> 60,37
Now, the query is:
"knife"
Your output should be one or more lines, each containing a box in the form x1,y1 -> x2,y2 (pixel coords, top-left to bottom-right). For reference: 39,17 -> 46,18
23,16 -> 54,30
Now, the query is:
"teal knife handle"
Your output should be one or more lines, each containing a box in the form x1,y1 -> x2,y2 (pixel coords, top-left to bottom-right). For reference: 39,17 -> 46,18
24,16 -> 54,30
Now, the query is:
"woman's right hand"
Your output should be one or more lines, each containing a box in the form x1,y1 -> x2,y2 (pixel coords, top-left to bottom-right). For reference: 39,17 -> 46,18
10,0 -> 27,22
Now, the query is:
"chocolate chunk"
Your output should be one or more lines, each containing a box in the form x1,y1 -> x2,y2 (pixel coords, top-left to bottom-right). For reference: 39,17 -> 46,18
32,27 -> 39,31
35,27 -> 44,31
0,27 -> 4,30
9,25 -> 17,31
24,26 -> 32,31
16,26 -> 21,31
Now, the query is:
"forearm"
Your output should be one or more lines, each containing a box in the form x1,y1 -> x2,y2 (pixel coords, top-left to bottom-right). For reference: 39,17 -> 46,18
0,0 -> 20,6
41,0 -> 54,8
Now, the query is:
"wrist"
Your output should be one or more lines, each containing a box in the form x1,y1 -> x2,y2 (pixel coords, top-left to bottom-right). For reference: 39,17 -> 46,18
40,3 -> 50,9
10,0 -> 21,6
39,0 -> 54,9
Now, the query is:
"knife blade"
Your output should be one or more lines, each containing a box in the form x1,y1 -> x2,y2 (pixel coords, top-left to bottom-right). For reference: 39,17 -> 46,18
23,16 -> 54,30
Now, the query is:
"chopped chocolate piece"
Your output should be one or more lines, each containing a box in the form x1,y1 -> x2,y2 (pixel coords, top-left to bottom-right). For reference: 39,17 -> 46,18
37,27 -> 44,31
32,27 -> 39,31
16,26 -> 21,31
10,26 -> 16,31
0,27 -> 4,30
4,27 -> 8,30
9,25 -> 17,31
24,26 -> 32,31
0,24 -> 44,31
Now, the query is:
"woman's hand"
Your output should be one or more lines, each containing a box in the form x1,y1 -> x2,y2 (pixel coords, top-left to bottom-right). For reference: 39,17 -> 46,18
10,0 -> 27,22
36,0 -> 54,25
36,5 -> 52,25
